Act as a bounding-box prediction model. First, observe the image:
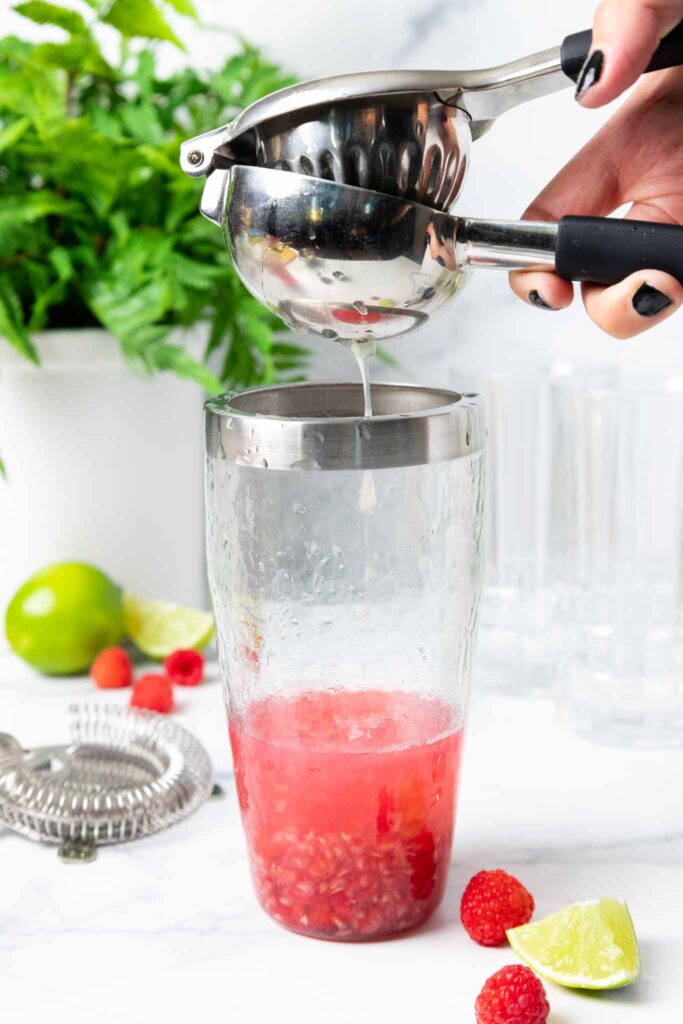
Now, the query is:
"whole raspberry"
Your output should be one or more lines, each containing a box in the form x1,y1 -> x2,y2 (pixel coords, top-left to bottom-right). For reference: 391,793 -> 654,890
130,674 -> 173,713
164,648 -> 204,686
460,869 -> 534,946
90,647 -> 133,689
475,965 -> 549,1024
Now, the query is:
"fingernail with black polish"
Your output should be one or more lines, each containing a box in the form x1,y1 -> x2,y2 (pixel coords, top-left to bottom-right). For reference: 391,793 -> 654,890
632,282 -> 673,317
528,289 -> 556,311
575,49 -> 604,100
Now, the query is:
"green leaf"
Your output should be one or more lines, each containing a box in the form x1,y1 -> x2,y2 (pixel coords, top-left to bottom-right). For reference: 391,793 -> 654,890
49,246 -> 73,280
162,0 -> 197,17
103,0 -> 183,48
0,115 -> 30,153
0,275 -> 39,362
13,1 -> 88,35
147,341 -> 221,392
33,38 -> 113,77
376,344 -> 399,368
87,277 -> 173,345
0,191 -> 80,230
120,102 -> 164,144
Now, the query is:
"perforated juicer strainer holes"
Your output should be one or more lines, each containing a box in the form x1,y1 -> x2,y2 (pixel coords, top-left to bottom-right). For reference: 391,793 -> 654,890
0,703 -> 213,861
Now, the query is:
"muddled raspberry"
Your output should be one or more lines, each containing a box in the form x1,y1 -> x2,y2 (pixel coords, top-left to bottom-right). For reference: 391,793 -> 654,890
130,673 -> 173,713
164,648 -> 204,686
475,965 -> 549,1024
229,689 -> 463,941
460,869 -> 535,946
251,825 -> 448,940
90,647 -> 133,689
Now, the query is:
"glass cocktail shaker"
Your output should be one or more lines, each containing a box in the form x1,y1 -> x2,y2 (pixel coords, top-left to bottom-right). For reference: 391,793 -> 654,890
205,382 -> 485,940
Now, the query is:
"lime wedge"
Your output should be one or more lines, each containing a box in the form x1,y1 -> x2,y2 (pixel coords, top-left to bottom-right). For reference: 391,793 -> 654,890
123,595 -> 214,659
507,898 -> 639,990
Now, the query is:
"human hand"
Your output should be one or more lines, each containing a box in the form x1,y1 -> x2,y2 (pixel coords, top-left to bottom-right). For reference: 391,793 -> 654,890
510,0 -> 683,337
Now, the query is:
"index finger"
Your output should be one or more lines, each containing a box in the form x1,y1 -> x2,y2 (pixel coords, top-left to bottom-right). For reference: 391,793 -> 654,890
576,0 -> 683,107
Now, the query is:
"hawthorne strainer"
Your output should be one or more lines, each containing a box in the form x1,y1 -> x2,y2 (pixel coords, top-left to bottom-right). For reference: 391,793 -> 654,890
0,703 -> 213,862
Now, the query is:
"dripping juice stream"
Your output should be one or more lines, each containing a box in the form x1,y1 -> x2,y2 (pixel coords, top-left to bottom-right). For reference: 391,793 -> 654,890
344,339 -> 376,418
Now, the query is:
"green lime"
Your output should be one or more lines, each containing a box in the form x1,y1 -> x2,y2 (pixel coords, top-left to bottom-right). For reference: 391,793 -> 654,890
6,562 -> 125,675
507,898 -> 640,990
123,595 -> 214,659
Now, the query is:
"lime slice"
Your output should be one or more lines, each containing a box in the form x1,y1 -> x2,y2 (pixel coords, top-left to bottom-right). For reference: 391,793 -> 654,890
507,898 -> 639,990
123,595 -> 214,659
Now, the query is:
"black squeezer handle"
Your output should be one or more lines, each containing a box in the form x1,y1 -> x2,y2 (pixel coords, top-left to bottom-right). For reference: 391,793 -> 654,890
555,217 -> 683,285
561,20 -> 683,81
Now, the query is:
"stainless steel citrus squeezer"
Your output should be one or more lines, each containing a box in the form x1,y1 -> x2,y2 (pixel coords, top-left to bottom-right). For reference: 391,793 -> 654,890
181,22 -> 683,345
181,23 -> 683,211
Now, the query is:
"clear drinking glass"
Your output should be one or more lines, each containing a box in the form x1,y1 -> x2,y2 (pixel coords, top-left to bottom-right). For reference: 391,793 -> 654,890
205,382 -> 485,940
550,370 -> 683,747
450,369 -> 557,694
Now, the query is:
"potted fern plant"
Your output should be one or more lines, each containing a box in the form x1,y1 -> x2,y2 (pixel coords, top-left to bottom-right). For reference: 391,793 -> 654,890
0,0 -> 306,611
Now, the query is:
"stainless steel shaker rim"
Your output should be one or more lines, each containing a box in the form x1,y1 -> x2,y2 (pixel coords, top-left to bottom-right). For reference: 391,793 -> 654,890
205,381 -> 484,472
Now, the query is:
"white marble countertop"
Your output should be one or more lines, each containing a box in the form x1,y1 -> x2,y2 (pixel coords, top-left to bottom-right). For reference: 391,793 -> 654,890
2,652 -> 682,1024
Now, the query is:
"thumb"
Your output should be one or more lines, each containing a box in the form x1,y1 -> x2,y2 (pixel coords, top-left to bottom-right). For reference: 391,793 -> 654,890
576,0 -> 683,107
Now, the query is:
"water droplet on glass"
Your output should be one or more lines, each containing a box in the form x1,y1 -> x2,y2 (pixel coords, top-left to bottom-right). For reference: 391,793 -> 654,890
293,502 -> 306,515
252,456 -> 269,468
290,457 -> 321,471
332,545 -> 342,559
322,328 -> 338,340
236,452 -> 253,466
353,300 -> 368,315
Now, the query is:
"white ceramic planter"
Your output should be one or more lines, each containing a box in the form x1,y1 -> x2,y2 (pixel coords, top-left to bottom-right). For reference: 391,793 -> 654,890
0,328 -> 208,618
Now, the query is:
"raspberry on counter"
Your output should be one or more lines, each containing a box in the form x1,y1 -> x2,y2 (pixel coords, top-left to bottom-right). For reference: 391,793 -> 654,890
90,647 -> 133,689
130,674 -> 174,713
164,649 -> 204,686
461,869 -> 535,946
475,965 -> 550,1024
